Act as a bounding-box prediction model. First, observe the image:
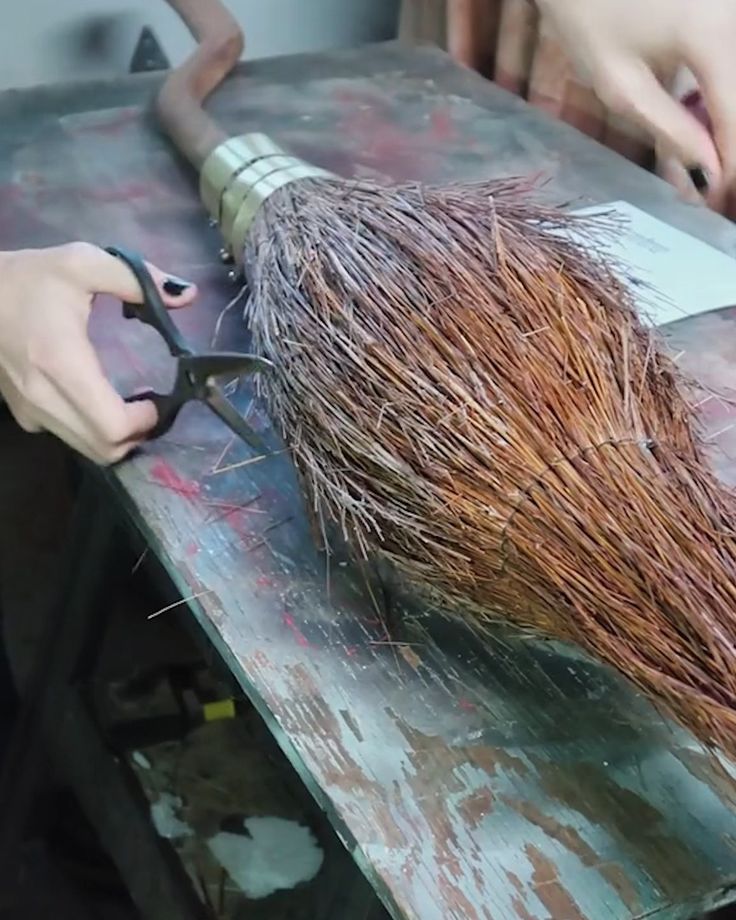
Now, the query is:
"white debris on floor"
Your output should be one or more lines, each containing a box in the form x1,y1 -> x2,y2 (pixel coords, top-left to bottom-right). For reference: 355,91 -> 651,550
118,686 -> 334,919
150,792 -> 194,841
132,750 -> 152,770
207,816 -> 324,899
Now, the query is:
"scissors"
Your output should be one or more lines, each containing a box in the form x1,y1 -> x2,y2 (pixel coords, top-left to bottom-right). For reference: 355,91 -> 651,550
105,245 -> 273,450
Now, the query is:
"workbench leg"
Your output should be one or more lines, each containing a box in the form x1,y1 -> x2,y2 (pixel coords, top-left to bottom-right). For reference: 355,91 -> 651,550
51,687 -> 209,919
322,837 -> 392,919
333,879 -> 391,919
0,467 -> 210,919
0,469 -> 120,871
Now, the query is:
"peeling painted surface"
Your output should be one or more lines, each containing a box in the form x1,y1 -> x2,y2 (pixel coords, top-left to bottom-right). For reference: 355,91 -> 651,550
2,42 -> 736,920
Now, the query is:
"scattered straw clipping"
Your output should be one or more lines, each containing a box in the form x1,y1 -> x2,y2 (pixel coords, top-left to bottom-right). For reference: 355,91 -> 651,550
245,175 -> 736,759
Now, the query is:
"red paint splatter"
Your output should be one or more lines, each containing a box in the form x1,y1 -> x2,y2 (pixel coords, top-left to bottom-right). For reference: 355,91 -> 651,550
338,108 -> 431,182
149,460 -> 200,498
225,509 -> 256,544
87,181 -> 155,204
184,540 -> 199,557
333,87 -> 387,110
335,99 -> 479,182
287,142 -> 355,179
17,171 -> 46,190
282,613 -> 310,648
429,108 -> 457,143
458,698 -> 477,712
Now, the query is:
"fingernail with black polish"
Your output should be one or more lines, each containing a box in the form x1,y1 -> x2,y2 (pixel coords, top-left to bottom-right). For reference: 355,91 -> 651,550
163,278 -> 191,296
688,165 -> 709,193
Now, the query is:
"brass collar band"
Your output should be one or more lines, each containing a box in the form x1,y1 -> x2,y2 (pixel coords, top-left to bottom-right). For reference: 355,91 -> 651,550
200,133 -> 333,257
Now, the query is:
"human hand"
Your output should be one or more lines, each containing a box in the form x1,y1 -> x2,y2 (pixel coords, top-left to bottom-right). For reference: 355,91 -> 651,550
0,241 -> 197,464
654,72 -> 736,219
536,0 -> 736,209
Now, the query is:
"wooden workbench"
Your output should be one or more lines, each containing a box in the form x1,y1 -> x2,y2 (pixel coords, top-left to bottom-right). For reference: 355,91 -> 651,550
2,41 -> 736,920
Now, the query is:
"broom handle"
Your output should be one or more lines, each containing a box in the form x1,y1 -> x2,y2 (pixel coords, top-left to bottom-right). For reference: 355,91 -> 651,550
157,0 -> 244,169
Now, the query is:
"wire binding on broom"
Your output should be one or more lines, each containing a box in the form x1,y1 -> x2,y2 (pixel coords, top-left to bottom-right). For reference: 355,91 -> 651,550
498,434 -> 659,569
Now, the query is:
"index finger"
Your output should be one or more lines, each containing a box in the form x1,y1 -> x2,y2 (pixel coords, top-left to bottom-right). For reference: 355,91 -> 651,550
688,49 -> 736,189
55,242 -> 198,310
592,57 -> 723,184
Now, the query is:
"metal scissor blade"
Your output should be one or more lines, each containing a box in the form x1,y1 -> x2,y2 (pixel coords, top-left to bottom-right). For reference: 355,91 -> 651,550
205,387 -> 267,452
191,352 -> 274,382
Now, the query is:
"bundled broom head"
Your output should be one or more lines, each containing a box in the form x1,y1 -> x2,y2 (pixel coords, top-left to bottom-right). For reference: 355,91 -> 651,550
160,0 -> 736,760
243,177 -> 736,758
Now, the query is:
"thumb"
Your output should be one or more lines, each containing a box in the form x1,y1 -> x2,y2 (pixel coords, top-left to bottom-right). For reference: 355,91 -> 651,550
594,58 -> 723,190
58,242 -> 198,308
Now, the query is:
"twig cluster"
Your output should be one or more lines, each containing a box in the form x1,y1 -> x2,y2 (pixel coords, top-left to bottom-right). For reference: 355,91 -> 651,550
244,176 -> 736,758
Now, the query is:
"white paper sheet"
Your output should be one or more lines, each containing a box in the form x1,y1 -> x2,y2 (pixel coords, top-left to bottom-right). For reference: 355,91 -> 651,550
568,200 -> 736,327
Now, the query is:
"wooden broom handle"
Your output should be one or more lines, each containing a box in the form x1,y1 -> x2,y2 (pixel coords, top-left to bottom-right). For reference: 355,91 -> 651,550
157,0 -> 244,169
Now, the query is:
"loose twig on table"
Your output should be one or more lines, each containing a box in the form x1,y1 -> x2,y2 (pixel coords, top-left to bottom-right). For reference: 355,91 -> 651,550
148,590 -> 213,620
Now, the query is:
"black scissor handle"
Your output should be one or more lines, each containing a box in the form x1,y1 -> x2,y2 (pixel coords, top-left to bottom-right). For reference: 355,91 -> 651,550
105,246 -> 191,357
125,390 -> 183,440
107,244 -> 272,447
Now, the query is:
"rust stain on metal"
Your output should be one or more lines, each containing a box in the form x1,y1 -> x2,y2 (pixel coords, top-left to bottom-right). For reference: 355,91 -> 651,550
278,665 -> 414,851
340,708 -> 364,742
504,796 -> 640,913
247,649 -> 274,673
363,800 -> 412,850
282,665 -> 381,790
391,713 -> 528,782
677,747 -> 736,811
511,896 -> 536,920
533,758 -> 706,900
506,870 -> 525,895
506,872 -> 537,920
422,800 -> 488,909
382,714 -> 498,912
438,872 -> 483,920
525,844 -> 586,920
427,810 -> 463,882
472,746 -> 530,779
458,788 -> 494,828
398,643 -> 422,670
391,720 -> 470,793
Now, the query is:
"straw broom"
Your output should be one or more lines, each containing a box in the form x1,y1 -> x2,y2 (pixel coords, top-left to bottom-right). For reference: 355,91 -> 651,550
158,0 -> 736,759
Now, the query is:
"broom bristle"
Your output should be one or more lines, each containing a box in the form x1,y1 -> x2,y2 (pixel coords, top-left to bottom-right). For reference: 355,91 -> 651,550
243,176 -> 736,758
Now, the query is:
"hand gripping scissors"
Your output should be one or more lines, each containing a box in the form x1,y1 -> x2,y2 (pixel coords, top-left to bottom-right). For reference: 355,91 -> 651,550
106,246 -> 272,450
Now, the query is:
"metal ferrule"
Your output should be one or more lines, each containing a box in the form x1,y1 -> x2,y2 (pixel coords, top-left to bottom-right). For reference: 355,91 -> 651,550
200,133 -> 333,258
